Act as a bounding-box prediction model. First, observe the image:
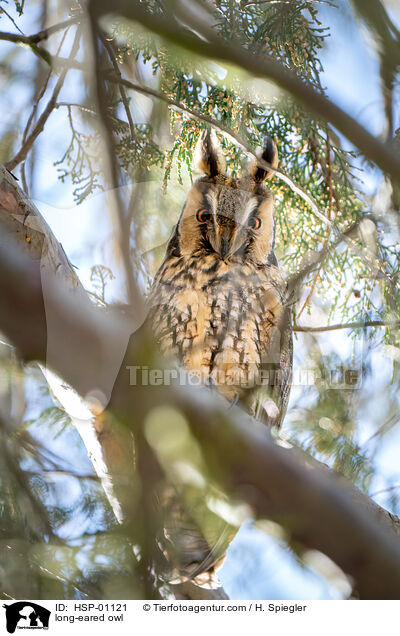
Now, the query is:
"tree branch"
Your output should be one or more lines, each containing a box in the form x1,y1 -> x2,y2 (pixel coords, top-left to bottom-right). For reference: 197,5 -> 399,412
99,35 -> 135,141
0,31 -> 52,65
0,17 -> 82,66
294,319 -> 400,333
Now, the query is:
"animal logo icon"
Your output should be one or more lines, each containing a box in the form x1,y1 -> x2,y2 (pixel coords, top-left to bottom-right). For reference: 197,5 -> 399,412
3,602 -> 50,633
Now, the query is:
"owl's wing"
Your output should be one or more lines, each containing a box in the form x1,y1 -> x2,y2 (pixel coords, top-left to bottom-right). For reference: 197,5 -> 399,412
246,271 -> 293,428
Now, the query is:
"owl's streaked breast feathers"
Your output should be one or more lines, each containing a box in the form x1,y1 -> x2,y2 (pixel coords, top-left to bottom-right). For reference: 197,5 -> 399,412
149,130 -> 292,427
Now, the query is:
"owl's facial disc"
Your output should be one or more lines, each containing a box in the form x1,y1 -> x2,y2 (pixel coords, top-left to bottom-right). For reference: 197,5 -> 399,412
179,179 -> 274,264
204,185 -> 271,262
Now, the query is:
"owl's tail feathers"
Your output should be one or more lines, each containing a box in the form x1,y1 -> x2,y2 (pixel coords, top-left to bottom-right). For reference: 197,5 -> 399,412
158,486 -> 234,599
252,361 -> 293,428
252,306 -> 293,427
162,530 -> 230,599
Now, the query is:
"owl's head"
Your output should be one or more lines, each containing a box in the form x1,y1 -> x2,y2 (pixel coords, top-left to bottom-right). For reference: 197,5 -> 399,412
175,130 -> 278,266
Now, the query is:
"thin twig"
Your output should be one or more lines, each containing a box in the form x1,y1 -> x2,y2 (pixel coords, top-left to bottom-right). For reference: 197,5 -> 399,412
296,267 -> 321,319
5,26 -> 82,172
370,484 -> 400,498
294,319 -> 400,332
241,0 -> 337,5
30,16 -> 82,42
21,23 -> 73,148
0,5 -> 24,34
55,102 -> 97,116
99,32 -> 136,141
26,469 -> 99,480
297,134 -> 334,319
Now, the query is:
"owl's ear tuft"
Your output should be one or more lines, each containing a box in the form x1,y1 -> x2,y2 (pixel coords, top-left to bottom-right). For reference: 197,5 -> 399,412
196,129 -> 225,177
251,136 -> 278,182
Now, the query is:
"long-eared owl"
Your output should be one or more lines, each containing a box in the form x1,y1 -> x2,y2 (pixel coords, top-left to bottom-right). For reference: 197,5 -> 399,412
147,132 -> 292,596
149,131 -> 292,427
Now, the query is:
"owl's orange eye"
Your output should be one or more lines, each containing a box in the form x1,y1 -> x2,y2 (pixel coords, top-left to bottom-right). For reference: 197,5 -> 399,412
248,216 -> 262,230
196,208 -> 212,223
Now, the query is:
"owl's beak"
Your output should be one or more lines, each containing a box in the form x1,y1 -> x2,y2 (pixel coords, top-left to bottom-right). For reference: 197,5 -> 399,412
218,224 -> 234,259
